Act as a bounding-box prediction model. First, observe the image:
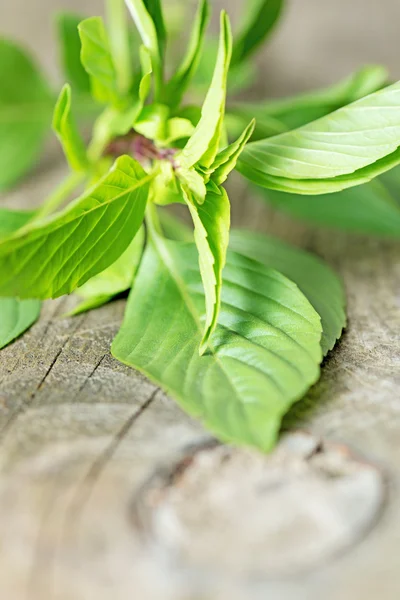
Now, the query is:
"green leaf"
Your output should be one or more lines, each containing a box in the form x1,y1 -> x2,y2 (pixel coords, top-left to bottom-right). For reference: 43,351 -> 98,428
56,12 -> 91,94
112,237 -> 322,452
257,176 -> 400,237
182,187 -> 230,354
78,17 -> 120,106
0,208 -> 41,349
0,156 -> 151,299
0,40 -> 54,191
210,119 -> 255,185
179,11 -> 232,169
69,225 -> 145,315
229,65 -> 389,140
164,0 -> 210,109
231,0 -> 283,66
52,84 -> 89,172
229,230 -> 346,355
238,79 -> 400,195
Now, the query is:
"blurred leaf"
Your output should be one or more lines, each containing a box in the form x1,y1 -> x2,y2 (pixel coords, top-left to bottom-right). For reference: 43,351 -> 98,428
257,173 -> 400,237
165,0 -> 210,109
0,39 -> 54,190
56,12 -> 91,94
78,17 -> 120,106
231,0 -> 283,66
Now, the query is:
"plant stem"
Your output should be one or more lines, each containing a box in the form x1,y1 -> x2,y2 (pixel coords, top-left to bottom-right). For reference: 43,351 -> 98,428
35,171 -> 86,220
106,0 -> 132,95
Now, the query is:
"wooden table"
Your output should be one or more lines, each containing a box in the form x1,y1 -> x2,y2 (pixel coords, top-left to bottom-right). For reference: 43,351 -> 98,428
0,1 -> 400,598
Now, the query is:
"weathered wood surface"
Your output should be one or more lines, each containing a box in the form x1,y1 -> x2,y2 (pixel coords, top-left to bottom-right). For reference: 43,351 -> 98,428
1,1 -> 400,599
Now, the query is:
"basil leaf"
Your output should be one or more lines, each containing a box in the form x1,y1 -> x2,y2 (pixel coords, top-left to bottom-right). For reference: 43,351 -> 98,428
229,230 -> 346,355
179,11 -> 232,169
229,65 -> 388,140
53,84 -> 89,172
0,156 -> 151,299
0,208 -> 41,349
210,119 -> 255,185
164,0 -> 210,109
112,238 -> 322,452
78,17 -> 120,106
238,80 -> 400,195
56,12 -> 91,95
231,0 -> 283,67
69,225 -> 145,315
183,187 -> 230,354
0,40 -> 53,191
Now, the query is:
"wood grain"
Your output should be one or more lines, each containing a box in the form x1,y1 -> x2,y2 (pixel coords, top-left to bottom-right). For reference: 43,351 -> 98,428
0,1 -> 400,599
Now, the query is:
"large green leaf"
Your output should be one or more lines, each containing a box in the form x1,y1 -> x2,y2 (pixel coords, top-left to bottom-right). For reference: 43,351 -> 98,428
0,208 -> 41,349
164,0 -> 210,109
112,237 -> 322,452
0,40 -> 54,191
70,225 -> 145,315
257,177 -> 400,237
238,80 -> 400,195
231,0 -> 283,66
0,156 -> 151,299
179,11 -> 232,169
78,17 -> 120,106
56,12 -> 91,95
52,84 -> 89,172
229,230 -> 346,354
229,65 -> 389,141
183,187 -> 230,353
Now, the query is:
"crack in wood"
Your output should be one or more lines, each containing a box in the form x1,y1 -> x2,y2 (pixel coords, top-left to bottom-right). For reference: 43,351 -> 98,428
0,314 -> 87,440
